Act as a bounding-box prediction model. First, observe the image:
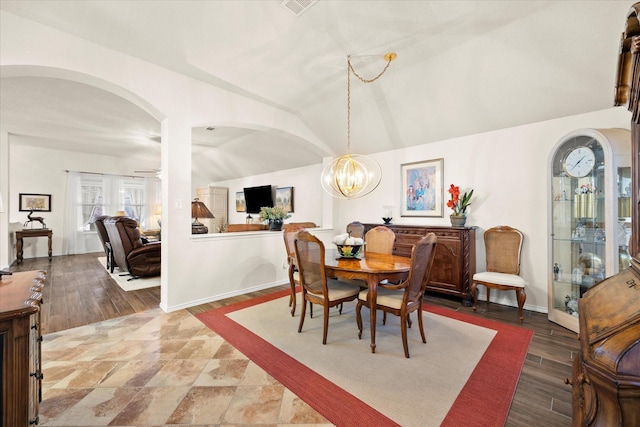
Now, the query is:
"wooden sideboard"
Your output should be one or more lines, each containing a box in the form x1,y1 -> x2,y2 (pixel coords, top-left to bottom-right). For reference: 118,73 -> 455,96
0,270 -> 46,426
363,224 -> 476,305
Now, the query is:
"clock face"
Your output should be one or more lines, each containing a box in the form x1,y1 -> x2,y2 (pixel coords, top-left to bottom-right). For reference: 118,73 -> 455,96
564,146 -> 595,178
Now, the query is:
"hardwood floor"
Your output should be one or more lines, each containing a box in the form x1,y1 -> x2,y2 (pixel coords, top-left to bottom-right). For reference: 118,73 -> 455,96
10,253 -> 578,426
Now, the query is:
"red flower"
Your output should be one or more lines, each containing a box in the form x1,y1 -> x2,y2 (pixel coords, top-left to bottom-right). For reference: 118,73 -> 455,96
447,184 -> 473,215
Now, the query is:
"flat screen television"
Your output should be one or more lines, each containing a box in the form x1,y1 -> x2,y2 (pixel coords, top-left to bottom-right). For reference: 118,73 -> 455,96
243,185 -> 273,214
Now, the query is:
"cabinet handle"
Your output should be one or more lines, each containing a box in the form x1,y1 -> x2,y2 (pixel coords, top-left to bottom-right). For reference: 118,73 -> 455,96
30,371 -> 44,380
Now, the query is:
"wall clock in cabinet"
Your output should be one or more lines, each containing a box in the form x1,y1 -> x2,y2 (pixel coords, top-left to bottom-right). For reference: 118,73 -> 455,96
547,128 -> 631,332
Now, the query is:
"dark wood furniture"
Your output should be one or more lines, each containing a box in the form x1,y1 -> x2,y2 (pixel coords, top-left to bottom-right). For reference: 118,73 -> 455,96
323,249 -> 412,353
568,262 -> 640,426
364,224 -> 476,305
566,6 -> 640,425
15,229 -> 52,264
0,270 -> 46,426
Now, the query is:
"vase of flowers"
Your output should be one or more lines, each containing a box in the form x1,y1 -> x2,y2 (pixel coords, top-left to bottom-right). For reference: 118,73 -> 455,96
258,206 -> 291,231
447,184 -> 473,227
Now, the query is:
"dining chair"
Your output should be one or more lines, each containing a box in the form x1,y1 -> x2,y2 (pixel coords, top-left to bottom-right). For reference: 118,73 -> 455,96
346,221 -> 365,239
364,225 -> 395,255
356,233 -> 438,358
295,230 -> 361,344
283,226 -> 305,316
470,225 -> 527,323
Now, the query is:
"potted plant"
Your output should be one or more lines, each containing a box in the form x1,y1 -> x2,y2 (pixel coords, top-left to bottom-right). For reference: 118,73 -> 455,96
258,206 -> 291,231
447,184 -> 473,226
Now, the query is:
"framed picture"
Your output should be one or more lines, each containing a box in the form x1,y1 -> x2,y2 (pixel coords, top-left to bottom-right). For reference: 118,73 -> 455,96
19,193 -> 52,212
401,158 -> 443,217
235,191 -> 246,212
275,186 -> 294,212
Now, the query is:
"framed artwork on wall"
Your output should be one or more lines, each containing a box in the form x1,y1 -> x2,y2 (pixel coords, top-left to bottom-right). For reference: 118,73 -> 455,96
275,186 -> 294,212
400,158 -> 443,217
235,191 -> 246,212
19,193 -> 52,212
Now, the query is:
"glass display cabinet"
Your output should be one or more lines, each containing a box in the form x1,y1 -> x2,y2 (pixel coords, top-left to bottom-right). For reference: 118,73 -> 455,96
547,128 -> 631,332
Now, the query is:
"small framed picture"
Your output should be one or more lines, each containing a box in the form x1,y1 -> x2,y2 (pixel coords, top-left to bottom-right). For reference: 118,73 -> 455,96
235,191 -> 246,212
275,187 -> 294,212
19,193 -> 52,212
401,159 -> 443,217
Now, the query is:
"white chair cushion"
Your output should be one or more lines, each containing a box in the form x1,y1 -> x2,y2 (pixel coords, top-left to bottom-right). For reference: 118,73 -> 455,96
309,279 -> 360,301
358,287 -> 404,309
473,271 -> 526,288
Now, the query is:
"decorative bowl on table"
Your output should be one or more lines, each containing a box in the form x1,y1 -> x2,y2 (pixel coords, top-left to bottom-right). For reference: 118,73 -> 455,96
335,243 -> 364,258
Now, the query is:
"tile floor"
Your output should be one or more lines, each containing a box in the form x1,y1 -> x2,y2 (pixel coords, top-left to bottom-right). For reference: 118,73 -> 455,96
39,308 -> 332,426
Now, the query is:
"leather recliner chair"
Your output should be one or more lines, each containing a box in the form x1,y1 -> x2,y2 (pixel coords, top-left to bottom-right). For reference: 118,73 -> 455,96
95,215 -> 118,273
104,216 -> 161,279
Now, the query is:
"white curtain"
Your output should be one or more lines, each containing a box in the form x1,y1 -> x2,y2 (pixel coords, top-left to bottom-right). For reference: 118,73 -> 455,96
64,171 -> 161,255
63,171 -> 85,254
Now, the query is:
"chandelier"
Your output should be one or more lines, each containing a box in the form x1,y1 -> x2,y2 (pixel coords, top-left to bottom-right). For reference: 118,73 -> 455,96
321,53 -> 397,199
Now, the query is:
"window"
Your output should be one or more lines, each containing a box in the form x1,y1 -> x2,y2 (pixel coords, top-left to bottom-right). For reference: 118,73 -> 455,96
77,173 -> 160,231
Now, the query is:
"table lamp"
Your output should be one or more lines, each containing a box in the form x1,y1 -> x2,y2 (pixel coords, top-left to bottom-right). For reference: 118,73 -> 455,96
192,198 -> 214,234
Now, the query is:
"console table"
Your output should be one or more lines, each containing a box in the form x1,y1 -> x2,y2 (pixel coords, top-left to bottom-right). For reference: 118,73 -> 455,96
363,224 -> 476,305
0,270 -> 46,426
16,229 -> 53,264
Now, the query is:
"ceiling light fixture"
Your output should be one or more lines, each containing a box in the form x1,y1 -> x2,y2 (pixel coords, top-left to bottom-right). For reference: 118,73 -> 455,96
321,52 -> 396,199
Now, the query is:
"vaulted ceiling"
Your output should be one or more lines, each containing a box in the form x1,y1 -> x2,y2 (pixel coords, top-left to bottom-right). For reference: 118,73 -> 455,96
0,1 -> 632,182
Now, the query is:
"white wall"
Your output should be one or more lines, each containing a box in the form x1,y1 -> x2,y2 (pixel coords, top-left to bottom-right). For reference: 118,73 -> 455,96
215,163 -> 324,226
6,143 -> 162,260
0,10 -> 632,314
330,107 -> 631,313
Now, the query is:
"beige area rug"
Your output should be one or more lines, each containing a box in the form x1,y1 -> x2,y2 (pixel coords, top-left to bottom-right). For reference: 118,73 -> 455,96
97,257 -> 160,291
226,295 -> 496,427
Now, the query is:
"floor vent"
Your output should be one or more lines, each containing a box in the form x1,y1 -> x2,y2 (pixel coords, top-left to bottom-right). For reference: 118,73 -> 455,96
281,0 -> 318,16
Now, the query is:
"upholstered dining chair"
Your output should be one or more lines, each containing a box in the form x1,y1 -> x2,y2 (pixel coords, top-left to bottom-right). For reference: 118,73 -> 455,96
294,230 -> 361,344
346,221 -> 365,239
283,225 -> 305,316
356,233 -> 438,358
470,225 -> 527,323
364,225 -> 395,255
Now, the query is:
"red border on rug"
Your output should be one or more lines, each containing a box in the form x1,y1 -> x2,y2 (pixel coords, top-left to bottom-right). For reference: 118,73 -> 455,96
196,290 -> 532,427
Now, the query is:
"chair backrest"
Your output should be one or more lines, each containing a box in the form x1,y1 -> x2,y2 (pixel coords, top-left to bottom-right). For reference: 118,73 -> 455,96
484,226 -> 524,275
405,233 -> 438,303
346,221 -> 365,238
283,222 -> 317,230
283,226 -> 305,261
104,216 -> 144,273
365,226 -> 395,254
294,230 -> 328,296
94,215 -> 111,252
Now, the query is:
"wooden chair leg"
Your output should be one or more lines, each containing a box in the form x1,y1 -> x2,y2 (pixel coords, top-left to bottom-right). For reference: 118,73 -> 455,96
486,287 -> 491,307
417,307 -> 426,344
470,280 -> 478,311
298,295 -> 307,333
322,304 -> 330,345
401,311 -> 410,358
516,287 -> 526,323
356,300 -> 364,339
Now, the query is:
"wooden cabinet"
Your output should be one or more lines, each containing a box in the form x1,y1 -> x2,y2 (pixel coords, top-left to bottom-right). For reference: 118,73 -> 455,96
569,259 -> 640,426
0,270 -> 46,426
363,224 -> 476,305
196,186 -> 228,233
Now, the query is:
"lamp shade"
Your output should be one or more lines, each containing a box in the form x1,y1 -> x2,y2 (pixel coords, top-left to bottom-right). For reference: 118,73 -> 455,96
114,210 -> 127,217
191,199 -> 214,220
191,198 -> 214,234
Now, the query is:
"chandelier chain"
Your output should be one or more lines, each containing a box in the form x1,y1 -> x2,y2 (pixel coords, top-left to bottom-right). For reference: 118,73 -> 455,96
346,54 -> 395,154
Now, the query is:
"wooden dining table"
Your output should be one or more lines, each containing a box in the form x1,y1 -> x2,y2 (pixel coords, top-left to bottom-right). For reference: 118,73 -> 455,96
324,250 -> 412,353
